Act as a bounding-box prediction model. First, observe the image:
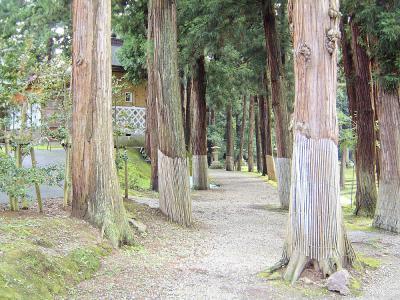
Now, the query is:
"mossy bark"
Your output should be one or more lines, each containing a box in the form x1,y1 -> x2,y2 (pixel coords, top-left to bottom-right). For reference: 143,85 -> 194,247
71,0 -> 132,247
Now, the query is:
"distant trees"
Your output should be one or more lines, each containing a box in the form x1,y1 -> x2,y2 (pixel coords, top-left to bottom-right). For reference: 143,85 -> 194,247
277,0 -> 354,282
151,0 -> 192,225
71,0 -> 131,246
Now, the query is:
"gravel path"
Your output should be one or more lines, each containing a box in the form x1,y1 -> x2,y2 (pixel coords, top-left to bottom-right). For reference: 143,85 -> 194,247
71,169 -> 400,300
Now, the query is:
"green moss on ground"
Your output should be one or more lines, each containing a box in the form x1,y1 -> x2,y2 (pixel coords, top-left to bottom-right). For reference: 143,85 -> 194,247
258,270 -> 328,297
342,205 -> 376,232
355,254 -> 382,270
118,148 -> 155,197
0,215 -> 111,299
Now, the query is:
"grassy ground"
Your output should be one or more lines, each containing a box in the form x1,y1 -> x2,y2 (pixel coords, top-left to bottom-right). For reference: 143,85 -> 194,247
117,148 -> 155,198
0,208 -> 112,299
341,166 -> 357,202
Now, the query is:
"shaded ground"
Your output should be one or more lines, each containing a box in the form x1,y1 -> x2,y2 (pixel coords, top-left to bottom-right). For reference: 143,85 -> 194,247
70,169 -> 400,299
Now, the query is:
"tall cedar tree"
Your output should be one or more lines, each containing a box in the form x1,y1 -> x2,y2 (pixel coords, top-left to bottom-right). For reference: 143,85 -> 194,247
255,100 -> 263,172
262,0 -> 292,209
247,95 -> 255,172
350,21 -> 378,217
272,0 -> 354,282
71,0 -> 132,246
191,55 -> 208,189
146,0 -> 159,191
152,0 -> 191,225
225,102 -> 235,171
236,96 -> 247,170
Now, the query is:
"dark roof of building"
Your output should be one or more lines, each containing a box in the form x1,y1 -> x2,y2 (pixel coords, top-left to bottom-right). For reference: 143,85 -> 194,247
111,37 -> 124,69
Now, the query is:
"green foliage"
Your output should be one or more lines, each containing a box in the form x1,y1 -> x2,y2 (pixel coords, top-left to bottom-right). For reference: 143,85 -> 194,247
342,0 -> 400,90
0,150 -> 64,204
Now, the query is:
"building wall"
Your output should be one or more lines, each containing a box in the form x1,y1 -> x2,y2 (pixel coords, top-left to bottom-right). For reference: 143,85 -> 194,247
113,71 -> 147,108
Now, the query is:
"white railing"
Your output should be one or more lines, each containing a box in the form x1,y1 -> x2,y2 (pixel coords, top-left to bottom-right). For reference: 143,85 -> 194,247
113,106 -> 146,135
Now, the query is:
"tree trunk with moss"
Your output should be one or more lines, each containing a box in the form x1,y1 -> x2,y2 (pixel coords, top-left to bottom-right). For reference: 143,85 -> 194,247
247,96 -> 255,172
71,0 -> 132,247
152,0 -> 191,226
191,55 -> 208,190
236,96 -> 247,171
262,0 -> 292,208
258,95 -> 267,176
373,87 -> 400,232
146,0 -> 159,192
350,21 -> 377,217
226,102 -> 235,171
274,0 -> 354,283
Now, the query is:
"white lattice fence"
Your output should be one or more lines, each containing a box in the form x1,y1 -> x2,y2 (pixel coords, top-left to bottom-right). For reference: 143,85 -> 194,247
113,106 -> 146,135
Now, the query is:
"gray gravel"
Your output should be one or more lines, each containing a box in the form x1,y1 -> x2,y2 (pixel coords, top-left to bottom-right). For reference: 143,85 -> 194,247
70,169 -> 400,300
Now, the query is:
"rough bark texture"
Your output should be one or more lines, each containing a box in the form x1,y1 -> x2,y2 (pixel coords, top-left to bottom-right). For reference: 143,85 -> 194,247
340,17 -> 357,122
262,0 -> 292,207
225,102 -> 235,171
276,0 -> 354,283
71,0 -> 132,246
247,96 -> 255,172
258,95 -> 267,176
350,21 -> 378,217
146,0 -> 159,192
373,87 -> 400,232
185,77 -> 192,152
191,55 -> 208,190
152,0 -> 191,226
255,101 -> 262,173
236,96 -> 247,171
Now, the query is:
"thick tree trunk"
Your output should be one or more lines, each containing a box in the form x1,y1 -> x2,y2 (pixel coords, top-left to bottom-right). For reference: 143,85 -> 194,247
146,0 -> 159,192
236,96 -> 247,171
225,102 -> 235,171
340,17 -> 357,122
351,21 -> 378,217
152,0 -> 191,226
262,0 -> 292,208
275,0 -> 354,283
180,71 -> 186,126
255,101 -> 262,173
191,55 -> 208,190
71,0 -> 131,246
373,87 -> 400,232
265,90 -> 276,181
185,77 -> 192,152
258,95 -> 267,176
247,96 -> 255,172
